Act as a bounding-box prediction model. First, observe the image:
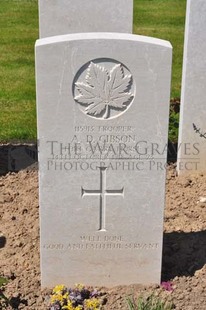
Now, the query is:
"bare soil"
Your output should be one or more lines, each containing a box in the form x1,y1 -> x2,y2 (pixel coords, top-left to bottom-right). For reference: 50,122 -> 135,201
1,164 -> 206,309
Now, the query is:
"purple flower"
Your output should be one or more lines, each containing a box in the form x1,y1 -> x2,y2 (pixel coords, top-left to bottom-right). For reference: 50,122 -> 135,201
161,281 -> 173,292
90,290 -> 99,298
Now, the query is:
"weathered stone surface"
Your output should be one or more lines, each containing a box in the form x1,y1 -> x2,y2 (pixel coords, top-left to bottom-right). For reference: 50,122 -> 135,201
35,33 -> 172,287
39,0 -> 133,38
178,0 -> 206,174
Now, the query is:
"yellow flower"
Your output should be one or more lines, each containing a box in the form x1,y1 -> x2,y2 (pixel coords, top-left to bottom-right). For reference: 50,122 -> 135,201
62,300 -> 83,310
62,300 -> 73,310
75,306 -> 83,310
85,298 -> 101,310
75,283 -> 85,290
53,284 -> 66,294
50,293 -> 64,304
50,291 -> 69,305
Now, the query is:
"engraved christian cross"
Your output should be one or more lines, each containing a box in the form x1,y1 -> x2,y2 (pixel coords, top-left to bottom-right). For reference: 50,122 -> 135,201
81,167 -> 124,231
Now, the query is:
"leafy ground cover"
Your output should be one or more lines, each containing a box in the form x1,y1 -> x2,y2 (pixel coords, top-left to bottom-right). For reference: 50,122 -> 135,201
0,0 -> 186,141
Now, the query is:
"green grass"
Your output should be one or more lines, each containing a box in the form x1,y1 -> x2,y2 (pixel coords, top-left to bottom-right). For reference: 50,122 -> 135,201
0,0 -> 186,141
0,0 -> 38,141
134,0 -> 186,99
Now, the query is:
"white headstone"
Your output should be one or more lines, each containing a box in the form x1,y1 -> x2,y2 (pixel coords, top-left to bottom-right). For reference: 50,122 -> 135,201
178,0 -> 206,174
36,33 -> 172,287
39,0 -> 133,38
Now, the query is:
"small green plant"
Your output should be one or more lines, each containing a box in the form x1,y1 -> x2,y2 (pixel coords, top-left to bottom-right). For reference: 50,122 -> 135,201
126,294 -> 173,310
0,276 -> 10,309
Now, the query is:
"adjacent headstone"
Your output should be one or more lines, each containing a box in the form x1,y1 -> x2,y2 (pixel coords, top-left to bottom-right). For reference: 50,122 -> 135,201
36,32 -> 172,287
178,0 -> 206,174
39,0 -> 133,38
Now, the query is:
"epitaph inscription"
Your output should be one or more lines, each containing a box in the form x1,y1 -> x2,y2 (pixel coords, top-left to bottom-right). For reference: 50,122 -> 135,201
73,59 -> 134,119
81,167 -> 124,231
43,242 -> 159,251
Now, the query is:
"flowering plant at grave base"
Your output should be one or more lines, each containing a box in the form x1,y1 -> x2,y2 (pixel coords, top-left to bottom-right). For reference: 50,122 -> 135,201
49,284 -> 102,310
161,281 -> 174,292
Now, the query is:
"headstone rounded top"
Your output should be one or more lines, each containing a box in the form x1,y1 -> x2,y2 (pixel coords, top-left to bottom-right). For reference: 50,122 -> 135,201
36,33 -> 172,49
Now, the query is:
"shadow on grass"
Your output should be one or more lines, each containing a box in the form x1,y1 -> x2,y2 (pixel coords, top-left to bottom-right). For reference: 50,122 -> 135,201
0,144 -> 37,176
167,141 -> 177,163
162,231 -> 206,281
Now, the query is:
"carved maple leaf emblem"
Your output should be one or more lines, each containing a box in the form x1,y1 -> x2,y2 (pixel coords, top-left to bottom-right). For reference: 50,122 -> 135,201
74,62 -> 133,119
